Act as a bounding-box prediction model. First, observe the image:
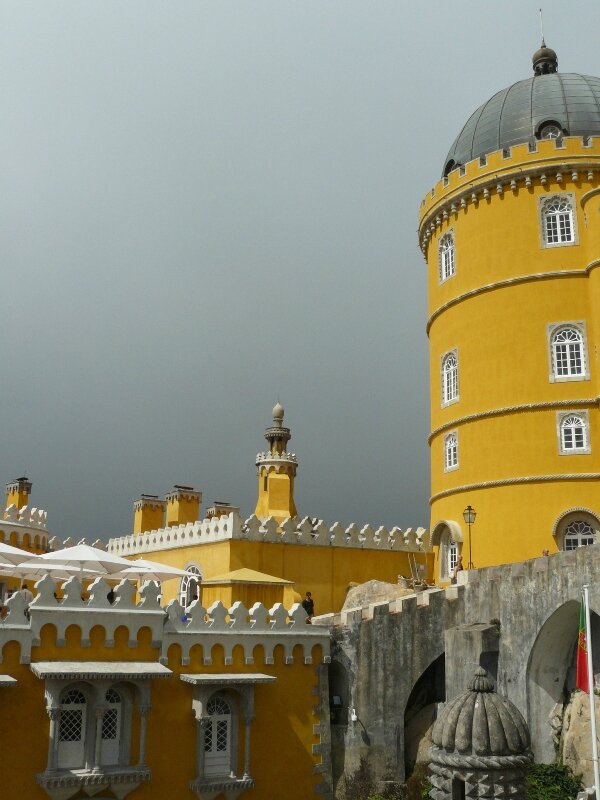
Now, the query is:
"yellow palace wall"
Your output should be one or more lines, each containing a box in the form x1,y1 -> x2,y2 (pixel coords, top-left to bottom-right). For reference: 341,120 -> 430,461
140,537 -> 432,612
0,605 -> 328,799
420,137 -> 600,573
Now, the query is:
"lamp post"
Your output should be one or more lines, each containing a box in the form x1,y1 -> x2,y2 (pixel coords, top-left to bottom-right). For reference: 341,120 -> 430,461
463,505 -> 477,569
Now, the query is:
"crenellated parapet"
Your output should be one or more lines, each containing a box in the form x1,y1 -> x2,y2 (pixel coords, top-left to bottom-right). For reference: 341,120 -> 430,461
0,503 -> 49,550
0,575 -> 330,669
161,598 -> 330,666
105,510 -> 430,556
418,136 -> 600,256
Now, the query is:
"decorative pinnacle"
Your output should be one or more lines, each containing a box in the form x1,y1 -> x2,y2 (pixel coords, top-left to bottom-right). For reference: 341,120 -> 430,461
468,667 -> 495,693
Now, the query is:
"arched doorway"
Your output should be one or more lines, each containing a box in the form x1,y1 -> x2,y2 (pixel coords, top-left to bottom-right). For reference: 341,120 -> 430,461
180,565 -> 202,608
431,521 -> 463,583
527,600 -> 600,762
404,653 -> 445,778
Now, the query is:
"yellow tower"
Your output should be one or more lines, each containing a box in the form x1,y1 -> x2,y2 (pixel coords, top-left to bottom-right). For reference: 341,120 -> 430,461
419,43 -> 600,580
254,403 -> 298,523
6,476 -> 32,509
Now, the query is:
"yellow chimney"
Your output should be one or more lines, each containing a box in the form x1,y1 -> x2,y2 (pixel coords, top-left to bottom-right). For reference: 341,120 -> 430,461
133,495 -> 166,534
165,486 -> 201,527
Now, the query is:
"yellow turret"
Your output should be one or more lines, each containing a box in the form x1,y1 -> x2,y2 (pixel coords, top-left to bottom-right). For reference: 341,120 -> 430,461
419,43 -> 600,581
6,476 -> 32,510
254,403 -> 298,524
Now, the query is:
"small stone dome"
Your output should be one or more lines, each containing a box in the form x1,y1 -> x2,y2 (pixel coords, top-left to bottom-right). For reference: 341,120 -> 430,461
532,44 -> 558,70
272,402 -> 284,421
431,668 -> 530,757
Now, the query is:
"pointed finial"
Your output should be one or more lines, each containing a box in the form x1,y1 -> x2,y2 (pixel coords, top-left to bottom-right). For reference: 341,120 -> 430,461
539,8 -> 545,47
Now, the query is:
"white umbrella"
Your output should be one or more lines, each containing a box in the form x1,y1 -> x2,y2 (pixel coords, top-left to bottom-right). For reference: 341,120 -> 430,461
0,541 -> 37,567
0,562 -> 102,582
19,544 -> 134,576
112,558 -> 197,583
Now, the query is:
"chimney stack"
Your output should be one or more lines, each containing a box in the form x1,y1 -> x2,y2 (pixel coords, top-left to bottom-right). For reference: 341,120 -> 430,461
165,485 -> 201,527
6,477 -> 32,510
133,494 -> 166,535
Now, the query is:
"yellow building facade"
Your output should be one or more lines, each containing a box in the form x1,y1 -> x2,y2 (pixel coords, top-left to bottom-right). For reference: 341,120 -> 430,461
419,44 -> 600,581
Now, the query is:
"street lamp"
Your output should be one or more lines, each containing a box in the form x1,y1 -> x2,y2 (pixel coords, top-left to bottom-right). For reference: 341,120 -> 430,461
463,505 -> 477,569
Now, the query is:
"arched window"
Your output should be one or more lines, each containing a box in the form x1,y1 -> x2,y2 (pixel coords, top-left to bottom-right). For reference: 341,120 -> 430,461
444,432 -> 458,470
560,414 -> 588,453
100,689 -> 122,766
441,351 -> 459,405
564,520 -> 596,551
58,689 -> 87,769
204,695 -> 232,777
542,196 -> 574,245
551,326 -> 585,379
439,232 -> 455,282
180,565 -> 202,608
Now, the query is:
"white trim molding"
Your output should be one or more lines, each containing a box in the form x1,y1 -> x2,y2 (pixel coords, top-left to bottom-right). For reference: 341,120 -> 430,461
430,473 -> 600,503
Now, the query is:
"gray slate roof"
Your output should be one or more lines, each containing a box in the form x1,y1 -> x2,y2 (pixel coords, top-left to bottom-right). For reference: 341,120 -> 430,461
444,73 -> 600,175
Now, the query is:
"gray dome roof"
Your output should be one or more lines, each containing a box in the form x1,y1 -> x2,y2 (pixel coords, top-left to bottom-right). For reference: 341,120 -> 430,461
431,668 -> 530,757
443,72 -> 600,176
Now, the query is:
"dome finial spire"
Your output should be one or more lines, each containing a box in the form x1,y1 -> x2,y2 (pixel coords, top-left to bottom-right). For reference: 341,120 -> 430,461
539,7 -> 545,48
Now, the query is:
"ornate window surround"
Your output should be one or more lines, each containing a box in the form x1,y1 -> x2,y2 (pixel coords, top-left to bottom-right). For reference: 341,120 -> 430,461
556,410 -> 591,455
32,662 -> 170,800
553,509 -> 600,552
441,349 -> 459,407
538,192 -> 578,248
183,673 -> 277,800
547,322 -> 590,383
444,431 -> 459,472
438,230 -> 456,283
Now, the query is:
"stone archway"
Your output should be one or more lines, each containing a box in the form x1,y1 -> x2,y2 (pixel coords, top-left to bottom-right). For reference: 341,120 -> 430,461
403,653 -> 445,778
527,600 -> 600,762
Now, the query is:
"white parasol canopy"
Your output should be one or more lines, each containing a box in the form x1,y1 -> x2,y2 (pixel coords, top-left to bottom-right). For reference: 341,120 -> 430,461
112,558 -> 197,583
0,541 -> 38,568
19,544 -> 134,575
0,562 -> 102,582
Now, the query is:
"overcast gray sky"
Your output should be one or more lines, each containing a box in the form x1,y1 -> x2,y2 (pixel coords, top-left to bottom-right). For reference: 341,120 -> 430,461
2,1 -> 599,541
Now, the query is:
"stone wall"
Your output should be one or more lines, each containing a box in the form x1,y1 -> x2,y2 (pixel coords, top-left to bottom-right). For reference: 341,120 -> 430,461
316,544 -> 600,795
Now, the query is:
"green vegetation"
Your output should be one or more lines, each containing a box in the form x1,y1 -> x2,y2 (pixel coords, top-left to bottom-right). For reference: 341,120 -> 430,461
527,764 -> 583,800
344,758 -> 430,800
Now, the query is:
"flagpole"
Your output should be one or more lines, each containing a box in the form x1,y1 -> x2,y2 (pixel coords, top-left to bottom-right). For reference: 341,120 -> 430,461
583,584 -> 600,798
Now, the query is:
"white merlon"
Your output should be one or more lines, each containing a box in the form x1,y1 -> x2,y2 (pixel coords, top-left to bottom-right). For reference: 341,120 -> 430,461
0,576 -> 331,668
105,511 -> 430,556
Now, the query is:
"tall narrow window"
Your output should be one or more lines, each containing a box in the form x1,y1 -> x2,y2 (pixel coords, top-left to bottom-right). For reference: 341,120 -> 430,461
180,565 -> 202,608
205,695 -> 232,777
444,432 -> 458,470
552,326 -> 585,379
447,539 -> 458,577
560,414 -> 588,453
58,690 -> 87,769
541,195 -> 575,246
439,232 -> 456,282
441,351 -> 459,405
100,689 -> 122,766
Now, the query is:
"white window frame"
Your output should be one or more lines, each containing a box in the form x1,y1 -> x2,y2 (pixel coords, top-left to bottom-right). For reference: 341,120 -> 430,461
547,322 -> 589,383
444,431 -> 459,471
204,694 -> 233,777
438,230 -> 456,283
180,565 -> 202,608
538,192 -> 578,248
557,410 -> 591,455
563,519 -> 596,551
447,539 -> 459,577
441,349 -> 459,407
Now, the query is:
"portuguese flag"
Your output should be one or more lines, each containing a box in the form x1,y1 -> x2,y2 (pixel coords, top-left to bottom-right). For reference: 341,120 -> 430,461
577,601 -> 591,693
